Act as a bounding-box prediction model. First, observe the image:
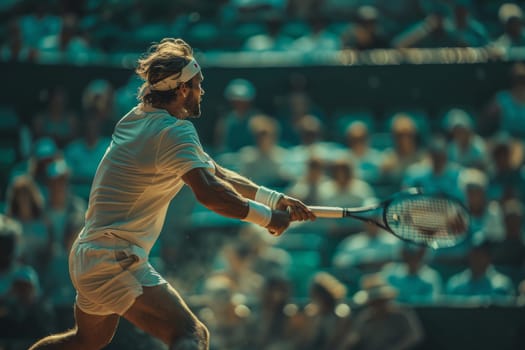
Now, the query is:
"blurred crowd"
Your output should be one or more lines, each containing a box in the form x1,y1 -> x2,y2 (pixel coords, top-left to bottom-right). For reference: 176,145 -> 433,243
1,59 -> 525,348
1,1 -> 525,349
1,1 -> 525,63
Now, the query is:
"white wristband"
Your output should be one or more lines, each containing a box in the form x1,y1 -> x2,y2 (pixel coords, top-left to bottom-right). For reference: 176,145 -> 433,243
242,200 -> 272,227
255,186 -> 284,209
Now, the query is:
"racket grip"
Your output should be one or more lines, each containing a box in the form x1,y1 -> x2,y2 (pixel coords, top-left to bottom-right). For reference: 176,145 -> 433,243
308,206 -> 345,218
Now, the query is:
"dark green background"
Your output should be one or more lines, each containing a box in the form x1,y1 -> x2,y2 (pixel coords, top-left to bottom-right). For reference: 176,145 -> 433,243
0,61 -> 512,145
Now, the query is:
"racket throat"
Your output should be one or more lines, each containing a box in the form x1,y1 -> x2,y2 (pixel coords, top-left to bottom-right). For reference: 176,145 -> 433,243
343,207 -> 389,230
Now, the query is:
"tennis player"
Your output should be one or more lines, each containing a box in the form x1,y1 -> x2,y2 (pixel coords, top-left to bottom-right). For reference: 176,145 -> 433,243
29,38 -> 315,350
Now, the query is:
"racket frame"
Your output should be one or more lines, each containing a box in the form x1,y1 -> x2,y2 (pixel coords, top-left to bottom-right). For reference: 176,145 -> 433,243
308,190 -> 470,248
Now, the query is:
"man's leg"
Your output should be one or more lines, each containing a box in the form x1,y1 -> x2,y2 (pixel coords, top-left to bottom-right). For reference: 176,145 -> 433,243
123,283 -> 209,350
29,304 -> 119,350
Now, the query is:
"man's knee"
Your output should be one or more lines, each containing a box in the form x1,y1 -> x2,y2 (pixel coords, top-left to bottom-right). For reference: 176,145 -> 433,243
196,322 -> 209,345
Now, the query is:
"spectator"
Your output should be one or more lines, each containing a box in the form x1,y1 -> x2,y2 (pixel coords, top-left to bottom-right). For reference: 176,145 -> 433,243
459,168 -> 505,243
243,11 -> 293,52
215,78 -> 260,152
340,274 -> 424,350
381,244 -> 443,303
247,275 -> 295,349
375,0 -> 426,29
216,0 -> 242,27
210,239 -> 264,298
238,114 -> 291,188
333,218 -> 399,274
238,225 -> 291,279
282,106 -> 318,148
343,120 -> 384,184
519,279 -> 525,305
1,19 -> 37,62
37,13 -> 95,64
229,0 -> 287,19
392,3 -> 459,48
381,113 -> 426,187
292,16 -> 341,52
10,137 -> 60,200
286,114 -> 340,179
295,272 -> 347,350
0,215 -> 25,298
81,79 -> 116,136
64,116 -> 111,199
445,0 -> 489,47
276,74 -> 326,146
286,0 -> 323,21
443,108 -> 487,170
317,158 -> 376,266
319,158 -> 375,207
341,5 -> 390,50
492,3 -> 525,49
402,137 -> 462,198
483,62 -> 525,138
18,3 -> 61,49
113,74 -> 144,119
5,175 -> 53,272
196,276 -> 251,350
491,199 -> 525,267
446,240 -> 515,302
44,159 -> 86,253
487,133 -> 524,202
32,86 -> 78,148
285,155 -> 340,238
0,265 -> 56,340
40,210 -> 81,308
0,214 -> 54,340
319,0 -> 362,19
286,156 -> 329,206
432,167 -> 502,263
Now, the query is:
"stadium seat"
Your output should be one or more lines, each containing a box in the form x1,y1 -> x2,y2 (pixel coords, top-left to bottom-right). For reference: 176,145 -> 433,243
134,23 -> 172,45
281,20 -> 311,39
186,21 -> 220,50
231,21 -> 267,44
287,250 -> 321,297
274,232 -> 322,251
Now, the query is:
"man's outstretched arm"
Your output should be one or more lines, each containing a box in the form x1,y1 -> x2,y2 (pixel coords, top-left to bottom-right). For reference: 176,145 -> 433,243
182,167 -> 291,236
213,161 -> 315,222
212,162 -> 258,199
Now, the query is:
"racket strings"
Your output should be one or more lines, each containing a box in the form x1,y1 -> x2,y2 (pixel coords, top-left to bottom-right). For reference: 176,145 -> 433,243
386,197 -> 469,248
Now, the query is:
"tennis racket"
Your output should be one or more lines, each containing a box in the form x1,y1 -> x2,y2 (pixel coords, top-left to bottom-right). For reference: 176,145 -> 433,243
308,189 -> 470,249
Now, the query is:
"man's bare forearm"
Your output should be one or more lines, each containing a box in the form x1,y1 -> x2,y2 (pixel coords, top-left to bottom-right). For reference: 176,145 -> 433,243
197,175 -> 251,219
182,167 -> 289,233
183,167 -> 250,219
214,162 -> 259,200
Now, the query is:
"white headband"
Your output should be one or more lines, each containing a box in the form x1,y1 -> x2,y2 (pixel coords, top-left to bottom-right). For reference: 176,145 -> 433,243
150,58 -> 201,91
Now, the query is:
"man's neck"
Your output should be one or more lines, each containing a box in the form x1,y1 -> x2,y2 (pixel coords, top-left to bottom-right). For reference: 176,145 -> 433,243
159,104 -> 188,119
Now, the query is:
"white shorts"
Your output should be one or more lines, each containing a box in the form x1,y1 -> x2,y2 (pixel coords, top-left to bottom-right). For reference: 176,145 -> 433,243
69,234 -> 166,316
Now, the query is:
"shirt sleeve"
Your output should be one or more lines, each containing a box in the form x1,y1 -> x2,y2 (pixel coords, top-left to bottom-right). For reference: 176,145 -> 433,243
157,121 -> 215,176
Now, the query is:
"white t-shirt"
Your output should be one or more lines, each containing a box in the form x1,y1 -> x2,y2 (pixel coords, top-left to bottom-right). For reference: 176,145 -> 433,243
79,105 -> 214,253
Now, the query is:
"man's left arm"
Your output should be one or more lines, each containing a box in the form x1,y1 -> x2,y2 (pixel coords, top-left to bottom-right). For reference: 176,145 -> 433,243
213,161 -> 315,222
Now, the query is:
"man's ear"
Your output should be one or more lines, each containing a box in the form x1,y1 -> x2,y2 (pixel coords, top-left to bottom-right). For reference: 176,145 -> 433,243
179,83 -> 188,97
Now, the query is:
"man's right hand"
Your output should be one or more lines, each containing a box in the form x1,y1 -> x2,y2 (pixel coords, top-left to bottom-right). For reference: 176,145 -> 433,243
266,210 -> 291,236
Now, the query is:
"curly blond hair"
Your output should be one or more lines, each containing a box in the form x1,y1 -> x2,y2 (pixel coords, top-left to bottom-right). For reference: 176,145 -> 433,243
136,38 -> 194,105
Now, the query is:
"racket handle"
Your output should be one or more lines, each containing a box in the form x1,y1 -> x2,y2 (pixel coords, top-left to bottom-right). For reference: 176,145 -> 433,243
309,206 -> 345,218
